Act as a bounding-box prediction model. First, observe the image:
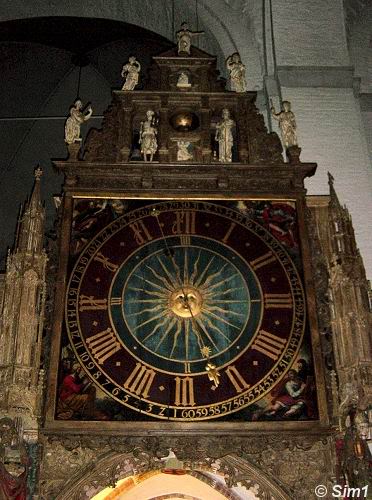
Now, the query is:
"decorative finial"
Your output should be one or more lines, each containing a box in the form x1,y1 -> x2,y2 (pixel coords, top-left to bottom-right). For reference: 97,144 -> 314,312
328,171 -> 335,187
34,165 -> 43,180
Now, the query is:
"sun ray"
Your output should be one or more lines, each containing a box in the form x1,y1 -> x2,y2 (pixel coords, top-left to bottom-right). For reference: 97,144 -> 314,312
207,299 -> 249,303
204,305 -> 245,317
170,321 -> 182,358
201,273 -> 240,293
190,319 -> 204,352
156,255 -> 179,288
189,250 -> 201,285
145,265 -> 174,291
126,304 -> 165,316
194,317 -> 219,351
194,255 -> 215,287
155,317 -> 178,351
183,248 -> 189,285
198,263 -> 229,289
203,286 -> 246,298
129,287 -> 168,298
202,308 -> 241,329
198,313 -> 231,342
132,310 -> 168,331
142,316 -> 170,343
125,299 -> 167,303
133,274 -> 170,293
184,320 -> 190,361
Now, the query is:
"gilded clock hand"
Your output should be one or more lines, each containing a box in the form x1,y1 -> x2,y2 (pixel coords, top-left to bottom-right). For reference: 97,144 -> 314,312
151,208 -> 217,370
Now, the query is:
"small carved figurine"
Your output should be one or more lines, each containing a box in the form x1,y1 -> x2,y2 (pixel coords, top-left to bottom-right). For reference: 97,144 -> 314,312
176,22 -> 204,55
140,110 -> 158,162
64,99 -> 93,144
177,140 -> 193,161
215,108 -> 235,163
121,56 -> 141,91
177,71 -> 191,88
270,99 -> 298,148
226,53 -> 247,93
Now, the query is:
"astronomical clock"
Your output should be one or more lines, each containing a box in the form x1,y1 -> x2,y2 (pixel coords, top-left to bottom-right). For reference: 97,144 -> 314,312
45,45 -> 326,431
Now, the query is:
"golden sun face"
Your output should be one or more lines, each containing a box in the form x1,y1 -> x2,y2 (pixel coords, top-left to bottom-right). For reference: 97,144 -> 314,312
169,286 -> 203,318
119,245 -> 250,363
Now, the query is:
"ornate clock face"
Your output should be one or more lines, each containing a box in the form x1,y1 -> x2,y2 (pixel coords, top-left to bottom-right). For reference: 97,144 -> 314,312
66,200 -> 306,421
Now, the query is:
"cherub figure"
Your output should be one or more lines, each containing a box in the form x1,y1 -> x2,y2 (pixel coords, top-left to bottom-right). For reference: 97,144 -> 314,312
121,56 -> 141,91
176,22 -> 204,55
64,99 -> 93,144
226,53 -> 246,93
140,110 -> 158,162
270,99 -> 298,148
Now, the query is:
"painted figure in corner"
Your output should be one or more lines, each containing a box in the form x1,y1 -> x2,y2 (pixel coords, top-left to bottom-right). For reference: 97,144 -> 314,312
270,99 -> 298,148
121,56 -> 141,91
64,99 -> 93,144
140,110 -> 158,162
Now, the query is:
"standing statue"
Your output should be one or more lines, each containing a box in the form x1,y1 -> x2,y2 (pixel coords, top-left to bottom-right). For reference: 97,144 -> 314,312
215,108 -> 235,163
226,53 -> 247,93
64,99 -> 93,145
270,99 -> 298,148
176,22 -> 204,55
140,110 -> 158,162
121,56 -> 141,91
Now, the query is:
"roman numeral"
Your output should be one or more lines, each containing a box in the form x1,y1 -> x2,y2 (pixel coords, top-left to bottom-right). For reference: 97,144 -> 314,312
222,222 -> 236,243
172,211 -> 196,237
250,251 -> 277,270
79,295 -> 107,311
93,252 -> 119,273
86,328 -> 121,364
129,220 -> 153,245
110,297 -> 122,306
174,376 -> 195,406
124,363 -> 156,398
225,365 -> 250,393
264,293 -> 293,309
180,235 -> 191,245
252,330 -> 287,360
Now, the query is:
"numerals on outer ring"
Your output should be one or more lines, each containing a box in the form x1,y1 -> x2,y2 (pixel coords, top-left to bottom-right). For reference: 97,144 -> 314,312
65,200 -> 306,421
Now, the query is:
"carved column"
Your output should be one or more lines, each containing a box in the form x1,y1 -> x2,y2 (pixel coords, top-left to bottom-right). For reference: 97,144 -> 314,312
118,95 -> 133,162
158,95 -> 169,162
0,167 -> 46,442
200,95 -> 211,163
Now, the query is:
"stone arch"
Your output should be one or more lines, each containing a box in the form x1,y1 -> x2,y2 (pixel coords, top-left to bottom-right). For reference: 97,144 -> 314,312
0,0 -> 263,85
55,450 -> 291,500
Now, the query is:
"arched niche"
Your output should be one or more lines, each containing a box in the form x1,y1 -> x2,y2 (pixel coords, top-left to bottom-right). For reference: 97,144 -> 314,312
0,0 -> 263,86
55,452 -> 291,500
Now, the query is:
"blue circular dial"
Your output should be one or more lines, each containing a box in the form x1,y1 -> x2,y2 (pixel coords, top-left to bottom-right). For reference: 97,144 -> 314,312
110,235 -> 262,374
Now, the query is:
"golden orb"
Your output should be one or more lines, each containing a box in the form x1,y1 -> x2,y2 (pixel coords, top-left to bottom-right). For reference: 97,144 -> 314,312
169,111 -> 199,131
169,286 -> 203,318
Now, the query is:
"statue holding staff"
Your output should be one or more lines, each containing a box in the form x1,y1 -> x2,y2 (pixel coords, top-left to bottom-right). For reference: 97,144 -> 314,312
270,99 -> 298,148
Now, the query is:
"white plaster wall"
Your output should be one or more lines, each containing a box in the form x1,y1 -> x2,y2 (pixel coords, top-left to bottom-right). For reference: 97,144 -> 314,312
361,111 -> 372,164
272,0 -> 350,66
349,4 -> 372,93
274,87 -> 372,276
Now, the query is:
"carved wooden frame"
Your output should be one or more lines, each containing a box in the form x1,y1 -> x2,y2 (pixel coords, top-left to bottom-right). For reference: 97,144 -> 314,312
43,161 -> 329,435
